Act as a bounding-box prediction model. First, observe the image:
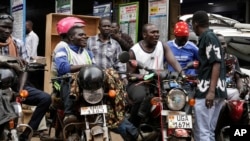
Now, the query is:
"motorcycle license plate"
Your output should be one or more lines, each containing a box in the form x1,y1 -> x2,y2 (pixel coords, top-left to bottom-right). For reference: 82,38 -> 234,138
168,115 -> 192,129
80,105 -> 107,115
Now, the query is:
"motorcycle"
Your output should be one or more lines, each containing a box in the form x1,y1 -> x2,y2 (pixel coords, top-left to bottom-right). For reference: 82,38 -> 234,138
118,52 -> 198,141
48,65 -> 126,141
217,70 -> 250,141
0,55 -> 41,141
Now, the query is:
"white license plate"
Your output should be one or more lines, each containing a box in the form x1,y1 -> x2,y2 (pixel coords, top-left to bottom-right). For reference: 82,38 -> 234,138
168,115 -> 192,129
80,105 -> 107,115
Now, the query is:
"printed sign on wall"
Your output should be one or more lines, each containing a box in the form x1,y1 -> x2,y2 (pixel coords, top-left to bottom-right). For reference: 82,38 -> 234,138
56,0 -> 72,14
93,2 -> 112,19
119,2 -> 139,43
11,0 -> 26,42
148,0 -> 169,42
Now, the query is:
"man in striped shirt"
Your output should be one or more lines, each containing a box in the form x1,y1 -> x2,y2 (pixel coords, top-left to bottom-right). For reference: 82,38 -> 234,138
86,18 -> 126,79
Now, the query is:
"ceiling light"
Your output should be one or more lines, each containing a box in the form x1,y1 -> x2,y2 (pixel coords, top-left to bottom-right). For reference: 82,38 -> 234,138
208,3 -> 214,5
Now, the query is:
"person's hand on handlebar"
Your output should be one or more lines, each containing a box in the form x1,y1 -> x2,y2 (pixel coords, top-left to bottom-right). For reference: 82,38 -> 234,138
0,60 -> 23,72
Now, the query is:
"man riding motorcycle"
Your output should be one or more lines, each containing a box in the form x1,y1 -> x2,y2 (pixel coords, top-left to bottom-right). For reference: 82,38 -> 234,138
215,33 -> 249,140
127,23 -> 183,128
51,16 -> 138,140
51,16 -> 93,125
0,12 -> 51,141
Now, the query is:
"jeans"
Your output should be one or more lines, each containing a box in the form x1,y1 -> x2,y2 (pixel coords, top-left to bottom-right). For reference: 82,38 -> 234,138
22,85 -> 51,134
193,98 -> 224,141
112,118 -> 138,141
60,79 -> 75,114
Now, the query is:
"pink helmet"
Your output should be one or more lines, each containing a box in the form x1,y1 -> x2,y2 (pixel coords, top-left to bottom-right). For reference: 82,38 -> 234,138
56,17 -> 86,35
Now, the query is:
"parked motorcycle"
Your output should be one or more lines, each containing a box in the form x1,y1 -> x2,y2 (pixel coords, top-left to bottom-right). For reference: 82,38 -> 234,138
0,55 -> 39,141
48,65 -> 126,141
217,70 -> 250,141
119,52 -> 198,141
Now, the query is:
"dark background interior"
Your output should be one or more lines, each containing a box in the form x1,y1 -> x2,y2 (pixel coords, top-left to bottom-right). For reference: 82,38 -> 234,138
0,0 -> 248,90
1,0 -> 247,56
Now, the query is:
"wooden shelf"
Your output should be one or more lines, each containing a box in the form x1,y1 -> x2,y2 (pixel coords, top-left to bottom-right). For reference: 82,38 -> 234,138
44,13 -> 100,93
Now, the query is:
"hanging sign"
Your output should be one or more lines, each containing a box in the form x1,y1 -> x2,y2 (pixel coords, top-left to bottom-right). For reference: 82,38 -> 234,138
119,2 -> 139,43
148,0 -> 169,42
93,2 -> 112,19
56,0 -> 72,14
11,0 -> 26,42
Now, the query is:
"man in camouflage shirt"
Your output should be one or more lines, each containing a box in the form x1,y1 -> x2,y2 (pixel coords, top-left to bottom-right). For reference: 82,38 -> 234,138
192,11 -> 227,141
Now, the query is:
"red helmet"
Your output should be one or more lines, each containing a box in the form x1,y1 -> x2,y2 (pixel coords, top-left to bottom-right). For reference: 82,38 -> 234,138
174,21 -> 189,37
56,17 -> 86,35
227,100 -> 244,122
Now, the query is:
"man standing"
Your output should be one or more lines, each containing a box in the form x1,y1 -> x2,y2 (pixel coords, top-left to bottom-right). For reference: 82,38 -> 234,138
25,20 -> 39,58
111,22 -> 134,51
0,13 -> 51,141
192,11 -> 227,141
86,18 -> 126,78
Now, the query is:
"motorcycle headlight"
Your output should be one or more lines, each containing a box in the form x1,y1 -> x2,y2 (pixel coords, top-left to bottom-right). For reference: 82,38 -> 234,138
167,88 -> 186,111
83,88 -> 104,104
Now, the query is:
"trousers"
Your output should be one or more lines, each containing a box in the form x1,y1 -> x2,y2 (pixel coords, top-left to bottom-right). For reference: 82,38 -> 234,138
193,98 -> 224,141
60,79 -> 75,114
22,85 -> 51,131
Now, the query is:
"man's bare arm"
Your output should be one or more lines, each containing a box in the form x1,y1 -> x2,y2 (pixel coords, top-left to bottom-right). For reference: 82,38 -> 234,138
205,62 -> 220,108
235,73 -> 243,93
127,49 -> 137,74
208,62 -> 220,93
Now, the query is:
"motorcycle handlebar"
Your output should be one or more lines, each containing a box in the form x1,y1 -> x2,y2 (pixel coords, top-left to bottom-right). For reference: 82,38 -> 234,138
51,74 -> 72,81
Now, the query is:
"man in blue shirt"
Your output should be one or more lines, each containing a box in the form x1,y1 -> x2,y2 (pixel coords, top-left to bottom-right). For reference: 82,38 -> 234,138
53,17 -> 138,141
167,21 -> 199,75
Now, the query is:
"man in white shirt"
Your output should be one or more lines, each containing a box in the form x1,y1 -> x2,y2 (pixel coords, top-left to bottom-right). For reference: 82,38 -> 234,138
25,20 -> 39,58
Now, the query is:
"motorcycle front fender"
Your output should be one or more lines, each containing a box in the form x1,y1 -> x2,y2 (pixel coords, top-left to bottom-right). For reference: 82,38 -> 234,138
90,125 -> 104,136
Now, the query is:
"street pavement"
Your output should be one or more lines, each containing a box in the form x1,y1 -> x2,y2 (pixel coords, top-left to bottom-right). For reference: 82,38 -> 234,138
31,129 -> 123,141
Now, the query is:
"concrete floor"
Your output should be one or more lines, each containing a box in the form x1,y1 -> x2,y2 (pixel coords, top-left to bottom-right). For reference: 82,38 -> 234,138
30,129 -> 123,141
